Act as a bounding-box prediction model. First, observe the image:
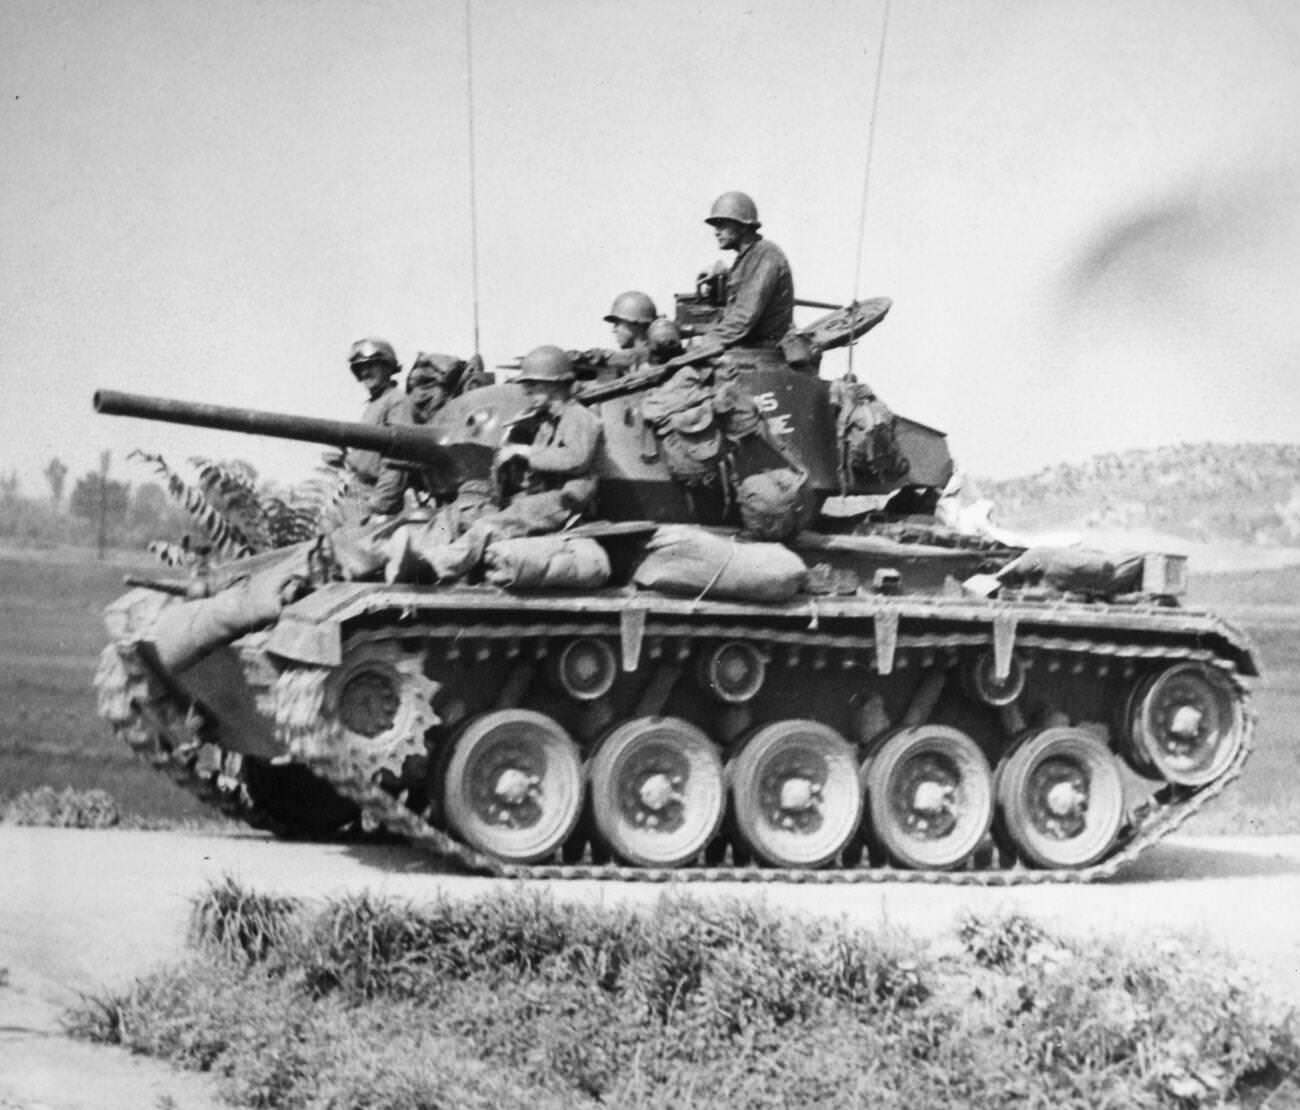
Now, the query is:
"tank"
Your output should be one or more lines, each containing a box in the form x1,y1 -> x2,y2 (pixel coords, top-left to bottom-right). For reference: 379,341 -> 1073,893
91,297 -> 1258,883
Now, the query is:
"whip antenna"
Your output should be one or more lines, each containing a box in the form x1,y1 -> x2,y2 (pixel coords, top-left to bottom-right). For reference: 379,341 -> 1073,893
464,0 -> 482,358
848,0 -> 892,378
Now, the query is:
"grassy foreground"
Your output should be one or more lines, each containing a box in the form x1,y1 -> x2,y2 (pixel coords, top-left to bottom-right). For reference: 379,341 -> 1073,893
66,881 -> 1298,1110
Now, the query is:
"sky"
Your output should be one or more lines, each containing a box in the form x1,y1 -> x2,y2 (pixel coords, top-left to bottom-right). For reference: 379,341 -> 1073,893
3,0 -> 1300,497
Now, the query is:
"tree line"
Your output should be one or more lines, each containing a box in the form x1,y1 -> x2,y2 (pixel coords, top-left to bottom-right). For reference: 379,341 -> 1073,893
1,453 -> 202,555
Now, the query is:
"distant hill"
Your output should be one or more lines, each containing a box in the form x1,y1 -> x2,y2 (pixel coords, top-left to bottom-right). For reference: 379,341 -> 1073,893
972,443 -> 1300,548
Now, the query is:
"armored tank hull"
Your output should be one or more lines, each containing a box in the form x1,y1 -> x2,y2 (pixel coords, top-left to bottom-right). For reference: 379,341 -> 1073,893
91,306 -> 1258,881
93,523 -> 1257,883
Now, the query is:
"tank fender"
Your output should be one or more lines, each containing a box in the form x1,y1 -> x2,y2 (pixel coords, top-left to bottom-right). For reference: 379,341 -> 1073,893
265,615 -> 343,666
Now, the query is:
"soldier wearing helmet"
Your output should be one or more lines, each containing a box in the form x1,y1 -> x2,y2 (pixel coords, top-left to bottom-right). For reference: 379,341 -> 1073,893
646,318 -> 685,366
573,290 -> 659,381
701,191 -> 795,363
343,337 -> 416,520
386,345 -> 603,582
604,290 -> 657,352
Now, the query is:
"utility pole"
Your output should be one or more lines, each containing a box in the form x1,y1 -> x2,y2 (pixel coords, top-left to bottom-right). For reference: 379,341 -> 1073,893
98,450 -> 110,560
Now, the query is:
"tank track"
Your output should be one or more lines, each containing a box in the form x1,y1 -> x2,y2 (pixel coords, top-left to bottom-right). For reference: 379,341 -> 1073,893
269,616 -> 1254,886
95,642 -> 259,823
94,640 -> 362,839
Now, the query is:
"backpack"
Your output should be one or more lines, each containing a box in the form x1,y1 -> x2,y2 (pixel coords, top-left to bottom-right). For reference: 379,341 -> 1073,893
737,467 -> 808,541
641,367 -> 726,486
832,379 -> 910,487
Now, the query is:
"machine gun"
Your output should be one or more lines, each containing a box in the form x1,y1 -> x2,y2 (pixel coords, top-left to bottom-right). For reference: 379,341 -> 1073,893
92,390 -> 496,492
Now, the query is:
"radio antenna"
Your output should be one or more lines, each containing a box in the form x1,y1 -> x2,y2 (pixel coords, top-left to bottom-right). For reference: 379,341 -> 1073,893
464,0 -> 482,358
848,0 -> 892,379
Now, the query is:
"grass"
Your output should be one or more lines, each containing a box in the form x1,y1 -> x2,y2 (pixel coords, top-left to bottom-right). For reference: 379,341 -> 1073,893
2,546 -> 1299,833
65,882 -> 1300,1110
2,785 -> 121,827
0,548 -> 217,822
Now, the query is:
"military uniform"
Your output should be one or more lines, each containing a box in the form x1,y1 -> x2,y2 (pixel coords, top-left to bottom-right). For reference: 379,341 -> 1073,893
707,236 -> 794,352
421,397 -> 601,581
346,384 -> 417,518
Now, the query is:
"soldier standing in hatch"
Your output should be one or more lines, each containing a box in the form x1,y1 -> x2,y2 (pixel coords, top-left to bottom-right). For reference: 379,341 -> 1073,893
386,345 -> 602,582
700,191 -> 795,372
340,337 -> 417,522
573,290 -> 658,381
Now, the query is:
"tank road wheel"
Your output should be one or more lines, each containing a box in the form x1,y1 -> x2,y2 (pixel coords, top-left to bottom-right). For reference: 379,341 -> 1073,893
962,650 -> 1027,707
730,720 -> 862,869
443,710 -> 584,864
996,727 -> 1124,869
589,717 -> 725,868
1126,663 -> 1246,787
863,725 -> 993,870
696,641 -> 767,703
550,637 -> 619,702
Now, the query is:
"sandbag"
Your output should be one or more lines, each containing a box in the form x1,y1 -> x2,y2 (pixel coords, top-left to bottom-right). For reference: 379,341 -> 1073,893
737,468 -> 807,541
484,534 -> 611,590
997,547 -> 1144,596
633,524 -> 807,602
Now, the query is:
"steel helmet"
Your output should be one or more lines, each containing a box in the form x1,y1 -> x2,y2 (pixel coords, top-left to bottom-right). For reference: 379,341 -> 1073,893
516,344 -> 575,383
348,337 -> 399,372
603,290 -> 658,326
646,317 -> 684,357
705,190 -> 761,228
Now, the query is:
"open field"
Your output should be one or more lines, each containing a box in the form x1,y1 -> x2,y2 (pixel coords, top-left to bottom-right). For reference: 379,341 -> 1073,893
2,545 -> 1298,831
0,546 -> 217,822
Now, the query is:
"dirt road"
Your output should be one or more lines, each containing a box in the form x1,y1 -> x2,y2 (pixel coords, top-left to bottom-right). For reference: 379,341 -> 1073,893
3,827 -> 1300,1108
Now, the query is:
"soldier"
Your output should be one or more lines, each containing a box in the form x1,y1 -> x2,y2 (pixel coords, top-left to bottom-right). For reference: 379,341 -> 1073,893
387,345 -> 602,582
645,317 -> 685,366
604,290 -> 657,356
573,290 -> 658,381
701,191 -> 795,369
342,337 -> 417,521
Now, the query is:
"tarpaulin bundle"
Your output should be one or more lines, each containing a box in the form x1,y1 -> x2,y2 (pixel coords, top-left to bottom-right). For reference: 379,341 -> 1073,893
484,534 -> 611,590
146,548 -> 312,670
633,524 -> 807,602
997,546 -> 1144,596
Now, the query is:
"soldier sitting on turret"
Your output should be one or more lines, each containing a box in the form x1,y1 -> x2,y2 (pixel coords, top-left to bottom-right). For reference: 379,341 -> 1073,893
386,345 -> 602,583
571,290 -> 658,381
699,191 -> 795,372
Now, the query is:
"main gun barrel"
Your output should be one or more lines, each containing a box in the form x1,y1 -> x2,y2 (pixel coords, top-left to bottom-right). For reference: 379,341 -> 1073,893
93,389 -> 492,487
